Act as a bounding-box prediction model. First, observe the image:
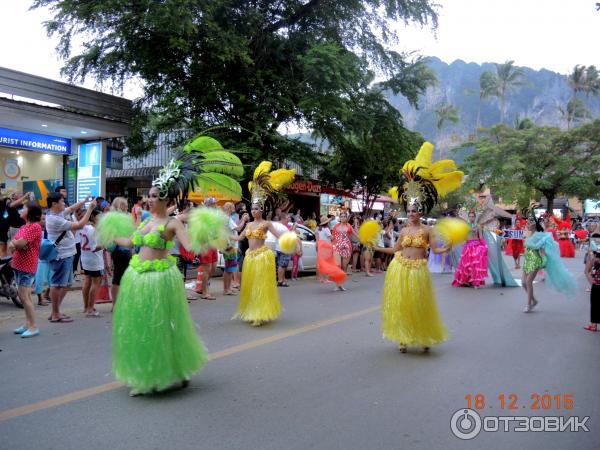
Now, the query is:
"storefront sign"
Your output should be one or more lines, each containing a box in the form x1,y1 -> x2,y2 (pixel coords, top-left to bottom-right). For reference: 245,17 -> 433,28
77,142 -> 102,202
288,180 -> 322,194
0,127 -> 71,155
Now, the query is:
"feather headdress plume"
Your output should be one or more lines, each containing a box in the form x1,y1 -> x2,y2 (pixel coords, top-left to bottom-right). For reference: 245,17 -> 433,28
248,161 -> 295,212
152,134 -> 244,207
390,141 -> 464,214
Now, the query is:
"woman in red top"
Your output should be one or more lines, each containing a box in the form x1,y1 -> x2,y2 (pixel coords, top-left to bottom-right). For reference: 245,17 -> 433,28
9,203 -> 43,338
510,216 -> 527,269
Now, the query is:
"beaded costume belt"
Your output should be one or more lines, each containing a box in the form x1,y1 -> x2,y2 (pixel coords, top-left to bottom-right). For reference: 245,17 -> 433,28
245,245 -> 272,258
129,254 -> 177,273
393,253 -> 427,267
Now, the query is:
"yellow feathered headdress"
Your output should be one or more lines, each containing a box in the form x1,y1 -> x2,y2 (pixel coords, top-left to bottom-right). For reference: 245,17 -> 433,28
389,141 -> 464,214
248,161 -> 295,211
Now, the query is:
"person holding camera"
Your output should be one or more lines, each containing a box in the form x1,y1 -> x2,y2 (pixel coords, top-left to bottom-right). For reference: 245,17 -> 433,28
46,193 -> 97,323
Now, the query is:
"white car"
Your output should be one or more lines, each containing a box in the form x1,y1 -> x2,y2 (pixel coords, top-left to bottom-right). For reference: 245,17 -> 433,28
218,223 -> 317,272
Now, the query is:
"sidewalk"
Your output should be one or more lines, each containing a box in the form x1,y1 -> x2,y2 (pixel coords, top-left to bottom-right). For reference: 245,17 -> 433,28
0,271 -> 228,325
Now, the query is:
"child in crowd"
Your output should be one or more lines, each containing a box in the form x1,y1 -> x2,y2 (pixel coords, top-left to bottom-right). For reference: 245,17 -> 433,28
222,245 -> 238,295
80,210 -> 103,317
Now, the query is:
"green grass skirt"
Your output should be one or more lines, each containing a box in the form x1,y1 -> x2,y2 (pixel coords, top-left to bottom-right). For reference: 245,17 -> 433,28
112,257 -> 208,393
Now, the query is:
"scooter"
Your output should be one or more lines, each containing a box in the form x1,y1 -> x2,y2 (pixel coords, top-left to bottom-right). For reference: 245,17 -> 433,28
0,257 -> 23,308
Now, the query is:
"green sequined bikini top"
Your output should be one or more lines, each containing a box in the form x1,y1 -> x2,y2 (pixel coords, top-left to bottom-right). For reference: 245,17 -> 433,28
131,218 -> 174,250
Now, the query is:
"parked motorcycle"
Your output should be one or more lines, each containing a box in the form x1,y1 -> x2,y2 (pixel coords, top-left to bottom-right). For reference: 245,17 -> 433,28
0,257 -> 23,308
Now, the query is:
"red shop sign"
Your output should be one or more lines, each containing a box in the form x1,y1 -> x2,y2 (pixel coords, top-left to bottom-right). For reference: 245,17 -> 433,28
288,180 -> 322,194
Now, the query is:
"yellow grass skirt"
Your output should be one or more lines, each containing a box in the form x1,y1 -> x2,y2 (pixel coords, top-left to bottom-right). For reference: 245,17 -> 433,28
381,254 -> 449,346
234,246 -> 281,323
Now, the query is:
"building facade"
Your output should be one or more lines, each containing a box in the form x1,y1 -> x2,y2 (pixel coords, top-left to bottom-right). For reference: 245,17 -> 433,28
0,67 -> 131,205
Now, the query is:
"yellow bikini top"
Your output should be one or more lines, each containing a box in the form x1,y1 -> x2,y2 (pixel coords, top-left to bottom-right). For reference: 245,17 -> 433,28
246,225 -> 267,240
401,231 -> 428,249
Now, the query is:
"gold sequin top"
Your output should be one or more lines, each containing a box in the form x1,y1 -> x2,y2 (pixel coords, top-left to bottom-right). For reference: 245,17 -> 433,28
246,225 -> 267,240
401,231 -> 428,249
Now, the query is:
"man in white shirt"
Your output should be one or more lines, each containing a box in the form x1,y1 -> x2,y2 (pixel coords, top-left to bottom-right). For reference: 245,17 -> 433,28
222,202 -> 248,294
46,193 -> 96,322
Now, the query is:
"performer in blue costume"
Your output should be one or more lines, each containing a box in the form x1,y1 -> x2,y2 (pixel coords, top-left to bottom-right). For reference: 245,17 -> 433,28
521,213 -> 578,312
459,191 -> 519,287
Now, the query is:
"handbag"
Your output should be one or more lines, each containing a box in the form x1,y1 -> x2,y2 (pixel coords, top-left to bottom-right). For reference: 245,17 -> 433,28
39,231 -> 68,262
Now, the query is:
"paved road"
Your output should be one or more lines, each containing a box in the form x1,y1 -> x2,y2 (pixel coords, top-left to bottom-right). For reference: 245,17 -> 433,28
0,254 -> 598,449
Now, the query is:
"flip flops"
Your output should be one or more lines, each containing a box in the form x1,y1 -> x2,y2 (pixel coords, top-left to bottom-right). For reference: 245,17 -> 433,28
49,316 -> 73,323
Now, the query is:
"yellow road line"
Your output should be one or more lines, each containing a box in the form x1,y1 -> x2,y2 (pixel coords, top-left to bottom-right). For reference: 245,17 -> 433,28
0,306 -> 380,422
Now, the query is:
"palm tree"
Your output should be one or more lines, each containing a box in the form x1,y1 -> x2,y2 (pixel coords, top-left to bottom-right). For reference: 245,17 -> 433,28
513,115 -> 534,130
558,98 -> 590,129
493,60 -> 526,123
584,65 -> 600,98
477,71 -> 498,133
568,65 -> 586,98
434,102 -> 459,159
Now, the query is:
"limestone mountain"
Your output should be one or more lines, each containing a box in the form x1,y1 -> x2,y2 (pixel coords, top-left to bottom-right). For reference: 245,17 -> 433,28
386,57 -> 600,161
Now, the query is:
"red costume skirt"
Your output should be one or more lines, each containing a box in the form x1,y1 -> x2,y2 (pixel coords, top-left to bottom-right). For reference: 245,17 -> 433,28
558,239 -> 575,258
510,239 -> 524,258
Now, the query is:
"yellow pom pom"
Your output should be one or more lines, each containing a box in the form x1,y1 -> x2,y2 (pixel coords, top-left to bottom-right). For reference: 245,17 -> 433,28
434,218 -> 470,245
278,231 -> 298,255
358,220 -> 381,245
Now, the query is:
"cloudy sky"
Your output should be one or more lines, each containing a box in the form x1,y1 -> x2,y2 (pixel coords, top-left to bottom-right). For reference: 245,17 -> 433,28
0,0 -> 598,99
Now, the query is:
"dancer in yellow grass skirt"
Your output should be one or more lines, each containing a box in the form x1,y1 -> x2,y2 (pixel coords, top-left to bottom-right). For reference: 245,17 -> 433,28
379,142 -> 464,353
234,205 -> 283,325
376,205 -> 451,352
233,161 -> 295,326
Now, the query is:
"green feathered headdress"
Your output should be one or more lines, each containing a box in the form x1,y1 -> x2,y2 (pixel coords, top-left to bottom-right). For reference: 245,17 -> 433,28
152,134 -> 244,207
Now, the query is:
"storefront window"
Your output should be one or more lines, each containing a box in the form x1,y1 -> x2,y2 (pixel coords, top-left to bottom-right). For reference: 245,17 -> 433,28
320,193 -> 351,216
1,148 -> 63,203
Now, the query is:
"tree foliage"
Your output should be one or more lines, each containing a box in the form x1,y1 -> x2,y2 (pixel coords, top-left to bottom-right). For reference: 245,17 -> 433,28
568,64 -> 600,98
460,120 -> 600,211
434,101 -> 459,158
33,0 -> 439,163
558,98 -> 590,130
479,60 -> 526,124
318,89 -> 423,215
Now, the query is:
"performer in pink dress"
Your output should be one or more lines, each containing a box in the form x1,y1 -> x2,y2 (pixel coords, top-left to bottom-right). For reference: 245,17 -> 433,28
452,210 -> 488,288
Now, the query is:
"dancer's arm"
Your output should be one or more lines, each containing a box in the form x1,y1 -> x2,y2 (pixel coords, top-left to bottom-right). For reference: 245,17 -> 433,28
230,227 -> 247,241
170,217 -> 194,250
113,237 -> 133,247
539,248 -> 547,267
374,234 -> 403,255
428,227 -> 450,254
266,221 -> 284,239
